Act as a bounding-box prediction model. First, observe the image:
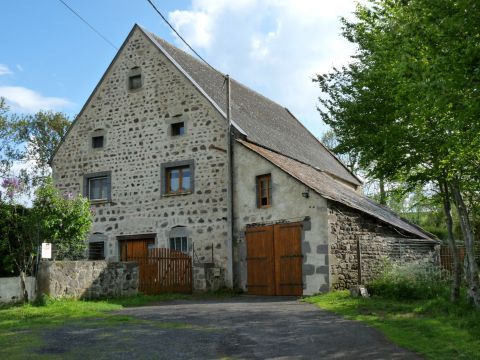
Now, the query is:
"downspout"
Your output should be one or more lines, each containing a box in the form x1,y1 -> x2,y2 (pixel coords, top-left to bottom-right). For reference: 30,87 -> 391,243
225,75 -> 234,288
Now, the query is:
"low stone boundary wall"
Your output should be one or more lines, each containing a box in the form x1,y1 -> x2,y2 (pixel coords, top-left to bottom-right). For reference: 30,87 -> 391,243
0,276 -> 36,303
37,261 -> 138,299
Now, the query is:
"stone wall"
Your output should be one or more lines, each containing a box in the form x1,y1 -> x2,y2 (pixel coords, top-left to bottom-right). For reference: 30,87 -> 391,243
328,201 -> 438,289
51,27 -> 230,289
37,261 -> 138,299
193,263 -> 226,292
0,277 -> 36,303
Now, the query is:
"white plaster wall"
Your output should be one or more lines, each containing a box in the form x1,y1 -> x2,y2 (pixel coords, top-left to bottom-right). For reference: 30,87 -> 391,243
233,143 -> 330,295
0,277 -> 36,303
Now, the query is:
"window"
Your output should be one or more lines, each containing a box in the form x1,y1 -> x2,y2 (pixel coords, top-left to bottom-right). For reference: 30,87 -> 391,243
89,241 -> 105,260
83,172 -> 111,202
128,66 -> 142,91
171,122 -> 185,136
166,166 -> 190,194
129,74 -> 142,90
256,174 -> 272,208
92,135 -> 104,149
161,160 -> 194,196
170,237 -> 188,253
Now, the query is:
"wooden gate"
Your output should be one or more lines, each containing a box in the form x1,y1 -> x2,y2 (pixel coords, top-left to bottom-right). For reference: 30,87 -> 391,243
246,222 -> 303,296
120,240 -> 192,294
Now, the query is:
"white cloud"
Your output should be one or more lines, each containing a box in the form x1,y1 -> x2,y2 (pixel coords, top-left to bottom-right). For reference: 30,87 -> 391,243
168,0 -> 359,136
0,86 -> 72,113
0,64 -> 13,76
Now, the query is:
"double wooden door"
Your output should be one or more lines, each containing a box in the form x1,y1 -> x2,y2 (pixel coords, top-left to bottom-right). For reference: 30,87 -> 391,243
245,222 -> 303,296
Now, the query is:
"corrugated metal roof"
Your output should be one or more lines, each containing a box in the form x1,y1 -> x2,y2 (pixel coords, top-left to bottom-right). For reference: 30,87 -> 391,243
142,27 -> 362,186
238,139 -> 435,240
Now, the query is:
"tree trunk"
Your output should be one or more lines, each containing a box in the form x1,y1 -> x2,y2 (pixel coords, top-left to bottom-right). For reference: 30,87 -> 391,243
19,270 -> 29,303
450,181 -> 480,307
379,178 -> 386,205
439,181 -> 461,302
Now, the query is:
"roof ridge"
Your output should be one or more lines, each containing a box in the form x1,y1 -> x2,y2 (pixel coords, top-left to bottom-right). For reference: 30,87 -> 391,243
148,30 -> 305,118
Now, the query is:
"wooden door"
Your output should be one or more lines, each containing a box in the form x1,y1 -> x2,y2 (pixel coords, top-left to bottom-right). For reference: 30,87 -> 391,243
120,239 -> 154,261
119,239 -> 154,294
274,223 -> 303,296
245,222 -> 303,296
245,225 -> 275,295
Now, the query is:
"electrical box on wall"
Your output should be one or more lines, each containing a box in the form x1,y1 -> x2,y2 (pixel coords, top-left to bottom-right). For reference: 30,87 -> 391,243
211,268 -> 221,278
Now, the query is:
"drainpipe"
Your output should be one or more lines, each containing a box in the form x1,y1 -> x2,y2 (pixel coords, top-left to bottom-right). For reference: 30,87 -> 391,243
225,74 -> 234,288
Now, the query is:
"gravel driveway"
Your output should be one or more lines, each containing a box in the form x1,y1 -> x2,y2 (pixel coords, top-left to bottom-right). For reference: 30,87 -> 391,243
38,297 -> 421,360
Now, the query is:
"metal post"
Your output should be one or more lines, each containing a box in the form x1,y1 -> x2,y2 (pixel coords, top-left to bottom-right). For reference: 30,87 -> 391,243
225,74 -> 234,287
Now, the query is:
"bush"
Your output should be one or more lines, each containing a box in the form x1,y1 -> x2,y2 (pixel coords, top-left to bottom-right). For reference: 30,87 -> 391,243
33,180 -> 92,260
367,261 -> 449,300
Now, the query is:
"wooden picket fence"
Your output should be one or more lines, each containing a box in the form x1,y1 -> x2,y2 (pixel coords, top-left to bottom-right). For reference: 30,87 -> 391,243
127,248 -> 192,295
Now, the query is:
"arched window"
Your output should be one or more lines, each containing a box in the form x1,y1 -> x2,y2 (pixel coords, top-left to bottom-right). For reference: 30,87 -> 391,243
89,233 -> 106,260
169,226 -> 190,253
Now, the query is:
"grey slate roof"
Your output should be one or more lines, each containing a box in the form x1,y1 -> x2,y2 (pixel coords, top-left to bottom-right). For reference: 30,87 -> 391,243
238,140 -> 435,240
142,27 -> 362,186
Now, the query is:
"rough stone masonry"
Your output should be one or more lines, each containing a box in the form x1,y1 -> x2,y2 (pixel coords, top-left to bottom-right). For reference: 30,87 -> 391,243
37,261 -> 138,299
51,28 -> 230,289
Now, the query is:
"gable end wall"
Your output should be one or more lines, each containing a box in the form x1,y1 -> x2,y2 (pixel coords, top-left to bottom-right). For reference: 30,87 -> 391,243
51,28 -> 230,289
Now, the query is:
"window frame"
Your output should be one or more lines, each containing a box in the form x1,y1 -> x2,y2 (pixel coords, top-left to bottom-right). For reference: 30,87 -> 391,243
90,129 -> 106,150
171,121 -> 185,136
256,173 -> 272,208
161,160 -> 194,196
83,171 -> 112,203
169,236 -> 189,253
88,241 -> 105,260
127,67 -> 143,91
165,166 -> 190,194
92,135 -> 104,149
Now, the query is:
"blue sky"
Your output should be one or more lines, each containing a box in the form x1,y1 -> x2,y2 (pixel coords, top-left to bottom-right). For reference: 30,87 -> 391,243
0,0 -> 358,138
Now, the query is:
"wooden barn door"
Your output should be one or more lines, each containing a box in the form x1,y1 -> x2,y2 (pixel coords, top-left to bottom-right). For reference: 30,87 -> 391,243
245,225 -> 276,295
245,222 -> 303,296
274,223 -> 303,296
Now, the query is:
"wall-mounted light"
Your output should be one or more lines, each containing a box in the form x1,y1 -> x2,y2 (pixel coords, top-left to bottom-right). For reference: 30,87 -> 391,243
302,188 -> 310,199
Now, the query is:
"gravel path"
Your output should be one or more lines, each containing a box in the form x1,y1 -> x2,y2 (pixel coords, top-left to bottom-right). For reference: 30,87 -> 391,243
37,296 -> 421,359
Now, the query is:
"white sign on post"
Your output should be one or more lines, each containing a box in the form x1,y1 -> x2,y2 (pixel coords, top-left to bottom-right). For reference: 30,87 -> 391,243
41,243 -> 52,259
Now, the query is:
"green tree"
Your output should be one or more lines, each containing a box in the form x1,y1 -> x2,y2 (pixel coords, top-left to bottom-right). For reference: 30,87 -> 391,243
19,111 -> 71,185
33,180 -> 92,260
0,106 -> 71,187
0,177 -> 38,302
315,0 -> 480,304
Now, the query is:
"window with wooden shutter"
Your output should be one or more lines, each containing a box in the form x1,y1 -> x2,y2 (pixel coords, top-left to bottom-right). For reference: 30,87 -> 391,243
256,174 -> 272,208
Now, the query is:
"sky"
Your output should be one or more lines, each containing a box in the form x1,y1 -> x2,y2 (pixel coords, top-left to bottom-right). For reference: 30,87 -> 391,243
0,0 -> 359,138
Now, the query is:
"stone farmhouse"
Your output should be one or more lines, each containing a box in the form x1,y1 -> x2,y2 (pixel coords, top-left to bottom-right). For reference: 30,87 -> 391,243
50,24 -> 438,295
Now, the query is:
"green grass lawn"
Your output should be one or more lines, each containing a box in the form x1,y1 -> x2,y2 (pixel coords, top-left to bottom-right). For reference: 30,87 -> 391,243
305,291 -> 480,360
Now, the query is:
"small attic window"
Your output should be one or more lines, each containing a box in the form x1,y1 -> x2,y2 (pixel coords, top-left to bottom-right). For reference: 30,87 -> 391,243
128,67 -> 142,90
129,74 -> 142,90
92,135 -> 104,149
171,122 -> 185,136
